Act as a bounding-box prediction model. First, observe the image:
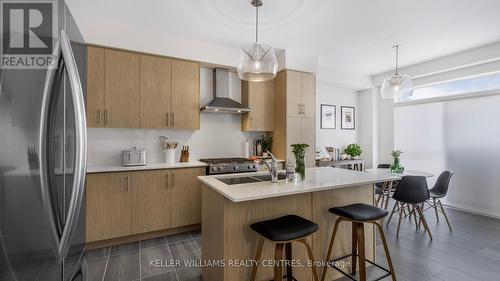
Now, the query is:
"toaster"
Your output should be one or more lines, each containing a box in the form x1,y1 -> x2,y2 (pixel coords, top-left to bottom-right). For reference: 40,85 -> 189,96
122,147 -> 147,167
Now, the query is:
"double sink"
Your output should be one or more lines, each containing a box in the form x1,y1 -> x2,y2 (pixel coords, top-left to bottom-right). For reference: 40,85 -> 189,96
216,173 -> 287,185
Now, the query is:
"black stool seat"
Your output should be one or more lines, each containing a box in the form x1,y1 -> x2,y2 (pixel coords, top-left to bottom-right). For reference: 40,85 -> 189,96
250,215 -> 318,241
329,203 -> 388,221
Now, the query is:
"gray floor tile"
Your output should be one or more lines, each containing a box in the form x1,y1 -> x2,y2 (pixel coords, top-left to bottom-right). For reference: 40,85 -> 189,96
141,245 -> 176,278
166,232 -> 192,244
434,267 -> 480,281
86,256 -> 108,281
103,251 -> 140,281
110,241 -> 139,256
141,237 -> 169,249
193,238 -> 201,252
176,266 -> 202,281
141,271 -> 177,281
189,230 -> 201,240
169,240 -> 200,268
87,247 -> 110,259
479,241 -> 500,260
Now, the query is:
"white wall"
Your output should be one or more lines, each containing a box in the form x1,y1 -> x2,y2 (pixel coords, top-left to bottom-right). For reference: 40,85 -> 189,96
87,68 -> 262,166
315,81 -> 359,156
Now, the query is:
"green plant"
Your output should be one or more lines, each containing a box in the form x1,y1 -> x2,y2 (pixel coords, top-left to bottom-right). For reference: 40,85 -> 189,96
291,143 -> 309,180
390,150 -> 404,173
260,135 -> 273,152
344,144 -> 362,157
391,150 -> 402,159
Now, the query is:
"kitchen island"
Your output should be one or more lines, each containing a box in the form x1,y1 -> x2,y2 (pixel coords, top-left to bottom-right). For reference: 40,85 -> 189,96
198,167 -> 399,281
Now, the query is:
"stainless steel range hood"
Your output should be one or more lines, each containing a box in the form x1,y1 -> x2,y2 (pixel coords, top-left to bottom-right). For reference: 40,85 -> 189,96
201,68 -> 251,114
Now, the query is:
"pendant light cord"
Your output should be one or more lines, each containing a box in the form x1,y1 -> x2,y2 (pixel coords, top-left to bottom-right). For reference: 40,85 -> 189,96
255,4 -> 259,43
394,44 -> 400,75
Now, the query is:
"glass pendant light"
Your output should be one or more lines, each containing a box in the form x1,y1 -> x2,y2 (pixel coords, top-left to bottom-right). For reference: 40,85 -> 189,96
381,45 -> 413,101
237,0 -> 278,82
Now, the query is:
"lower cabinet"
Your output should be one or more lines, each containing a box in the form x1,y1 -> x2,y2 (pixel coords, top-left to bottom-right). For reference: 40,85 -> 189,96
85,167 -> 205,243
171,168 -> 205,227
86,172 -> 132,242
131,170 -> 171,234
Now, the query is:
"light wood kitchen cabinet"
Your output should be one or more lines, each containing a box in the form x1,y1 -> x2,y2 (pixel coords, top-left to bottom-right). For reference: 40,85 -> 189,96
273,70 -> 316,167
171,167 -> 205,227
301,72 -> 316,118
139,55 -> 172,128
241,79 -> 274,131
131,170 -> 171,234
171,59 -> 200,130
86,167 -> 205,244
86,46 -> 105,127
285,70 -> 302,118
104,49 -> 140,128
86,172 -> 132,242
86,46 -> 200,130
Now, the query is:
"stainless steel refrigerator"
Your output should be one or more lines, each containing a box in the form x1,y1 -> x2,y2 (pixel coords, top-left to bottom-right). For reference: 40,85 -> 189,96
0,1 -> 88,281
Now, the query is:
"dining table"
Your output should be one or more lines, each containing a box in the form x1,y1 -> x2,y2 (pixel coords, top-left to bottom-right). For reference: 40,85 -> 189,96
365,168 -> 434,209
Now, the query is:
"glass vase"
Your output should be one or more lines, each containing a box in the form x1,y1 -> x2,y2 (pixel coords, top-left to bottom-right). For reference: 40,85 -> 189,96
294,151 -> 306,181
390,157 -> 404,173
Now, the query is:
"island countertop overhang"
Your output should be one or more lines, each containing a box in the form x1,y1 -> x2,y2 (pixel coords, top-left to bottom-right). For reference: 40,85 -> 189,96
197,167 -> 400,203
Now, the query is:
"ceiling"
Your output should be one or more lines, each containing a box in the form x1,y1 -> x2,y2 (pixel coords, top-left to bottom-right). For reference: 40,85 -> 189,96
67,0 -> 500,76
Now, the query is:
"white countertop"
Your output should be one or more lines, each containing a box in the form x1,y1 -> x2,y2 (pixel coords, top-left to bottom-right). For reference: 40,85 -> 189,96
87,161 -> 208,173
198,167 -> 400,202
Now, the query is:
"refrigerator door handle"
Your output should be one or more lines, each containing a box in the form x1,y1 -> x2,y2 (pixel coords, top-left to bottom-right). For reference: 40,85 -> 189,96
39,29 -> 87,264
39,35 -> 63,263
58,28 -> 87,263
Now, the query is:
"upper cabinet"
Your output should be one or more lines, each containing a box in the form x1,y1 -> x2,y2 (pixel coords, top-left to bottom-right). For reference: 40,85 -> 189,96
86,46 -> 105,127
171,59 -> 200,130
285,70 -> 315,118
241,79 -> 274,131
86,46 -> 200,130
139,55 -> 172,128
104,49 -> 141,128
272,70 -> 316,167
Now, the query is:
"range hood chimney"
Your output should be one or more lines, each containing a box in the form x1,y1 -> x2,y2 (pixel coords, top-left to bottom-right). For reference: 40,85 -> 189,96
201,68 -> 251,114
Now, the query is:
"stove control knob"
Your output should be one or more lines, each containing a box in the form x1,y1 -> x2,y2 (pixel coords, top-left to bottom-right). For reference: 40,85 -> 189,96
218,167 -> 223,171
212,167 -> 217,171
253,165 -> 257,169
247,165 -> 252,169
234,166 -> 239,171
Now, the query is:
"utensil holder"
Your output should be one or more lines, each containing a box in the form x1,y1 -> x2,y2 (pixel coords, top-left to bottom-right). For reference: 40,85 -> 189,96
163,149 -> 176,163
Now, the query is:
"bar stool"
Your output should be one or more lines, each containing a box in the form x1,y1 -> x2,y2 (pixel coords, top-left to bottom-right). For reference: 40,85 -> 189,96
321,203 -> 396,281
250,215 -> 320,281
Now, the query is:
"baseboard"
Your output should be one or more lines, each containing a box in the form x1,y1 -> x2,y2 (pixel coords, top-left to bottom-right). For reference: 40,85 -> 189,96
443,203 -> 500,220
85,224 -> 201,250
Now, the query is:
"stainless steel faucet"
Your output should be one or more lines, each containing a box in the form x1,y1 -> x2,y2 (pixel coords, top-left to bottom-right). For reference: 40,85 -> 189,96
259,152 -> 279,183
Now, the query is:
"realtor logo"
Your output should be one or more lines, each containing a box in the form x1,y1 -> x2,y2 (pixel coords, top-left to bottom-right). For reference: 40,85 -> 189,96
1,0 -> 58,69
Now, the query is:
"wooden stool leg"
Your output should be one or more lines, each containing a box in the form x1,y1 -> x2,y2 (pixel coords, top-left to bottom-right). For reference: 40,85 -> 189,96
374,221 -> 397,281
250,239 -> 265,281
356,223 -> 367,281
351,222 -> 358,275
298,238 -> 319,281
285,242 -> 293,281
321,218 -> 343,281
274,243 -> 285,281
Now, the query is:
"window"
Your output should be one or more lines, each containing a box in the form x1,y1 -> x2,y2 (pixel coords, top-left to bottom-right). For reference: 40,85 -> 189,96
399,72 -> 500,102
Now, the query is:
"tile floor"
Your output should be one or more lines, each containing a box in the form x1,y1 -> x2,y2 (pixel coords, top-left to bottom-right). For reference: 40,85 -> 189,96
87,206 -> 500,281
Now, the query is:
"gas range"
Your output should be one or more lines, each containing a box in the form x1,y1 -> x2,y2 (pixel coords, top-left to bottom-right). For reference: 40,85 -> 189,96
199,157 -> 258,175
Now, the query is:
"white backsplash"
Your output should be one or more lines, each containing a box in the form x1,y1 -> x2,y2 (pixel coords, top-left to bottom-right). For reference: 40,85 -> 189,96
87,68 -> 264,166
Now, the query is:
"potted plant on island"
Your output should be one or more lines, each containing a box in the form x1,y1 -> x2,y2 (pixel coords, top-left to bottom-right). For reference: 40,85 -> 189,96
291,143 -> 309,181
344,144 -> 362,159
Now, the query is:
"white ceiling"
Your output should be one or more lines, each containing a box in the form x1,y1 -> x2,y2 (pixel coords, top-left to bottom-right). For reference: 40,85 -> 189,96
67,0 -> 500,76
